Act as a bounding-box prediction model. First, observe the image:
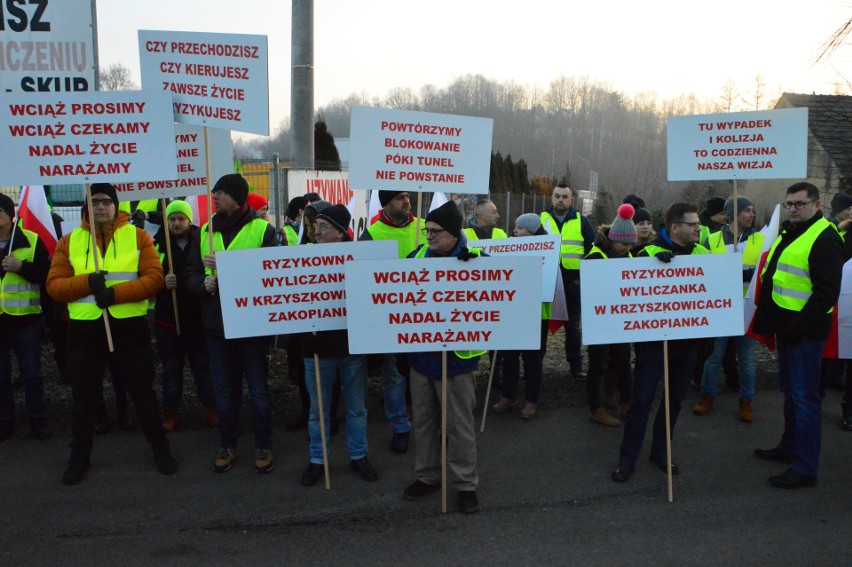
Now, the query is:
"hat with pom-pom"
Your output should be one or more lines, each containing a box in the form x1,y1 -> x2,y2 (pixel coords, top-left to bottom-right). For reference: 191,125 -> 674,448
609,204 -> 637,243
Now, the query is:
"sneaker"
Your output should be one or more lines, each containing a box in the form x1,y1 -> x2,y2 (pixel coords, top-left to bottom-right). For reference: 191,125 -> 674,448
590,407 -> 620,427
162,409 -> 179,432
62,457 -> 90,485
350,457 -> 378,482
457,490 -> 478,514
201,406 -> 219,427
519,402 -> 537,420
390,431 -> 410,454
403,479 -> 440,500
491,396 -> 517,413
255,448 -> 274,473
213,447 -> 236,473
301,462 -> 323,486
693,393 -> 714,416
738,399 -> 754,423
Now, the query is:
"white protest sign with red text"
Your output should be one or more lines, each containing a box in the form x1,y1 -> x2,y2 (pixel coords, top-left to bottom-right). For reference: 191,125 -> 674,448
580,254 -> 743,345
287,169 -> 369,236
215,240 -> 397,339
345,256 -> 541,354
112,124 -> 232,200
138,29 -> 269,135
667,108 -> 808,181
0,90 -> 177,185
467,234 -> 561,302
348,106 -> 493,194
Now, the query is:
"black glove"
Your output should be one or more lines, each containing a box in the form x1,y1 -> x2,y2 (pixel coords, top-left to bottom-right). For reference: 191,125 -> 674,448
777,323 -> 802,347
654,251 -> 674,263
94,287 -> 115,309
457,247 -> 478,262
88,271 -> 108,292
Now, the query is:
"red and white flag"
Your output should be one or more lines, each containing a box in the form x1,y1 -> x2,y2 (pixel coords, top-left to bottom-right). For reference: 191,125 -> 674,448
185,194 -> 211,227
744,204 -> 781,349
823,259 -> 852,359
17,185 -> 58,256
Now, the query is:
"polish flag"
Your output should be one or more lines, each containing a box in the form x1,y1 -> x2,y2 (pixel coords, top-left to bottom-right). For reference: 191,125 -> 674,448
823,259 -> 852,359
185,194 -> 212,227
17,185 -> 58,256
368,190 -> 381,224
743,204 -> 781,338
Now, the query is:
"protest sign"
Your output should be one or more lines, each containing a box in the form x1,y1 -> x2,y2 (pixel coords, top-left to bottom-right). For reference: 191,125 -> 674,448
138,29 -> 269,135
111,123 -> 232,200
216,240 -> 397,339
345,256 -> 541,354
467,234 -> 561,302
0,90 -> 177,185
580,254 -> 743,345
0,0 -> 95,93
287,169 -> 369,237
667,108 -> 808,181
348,106 -> 492,194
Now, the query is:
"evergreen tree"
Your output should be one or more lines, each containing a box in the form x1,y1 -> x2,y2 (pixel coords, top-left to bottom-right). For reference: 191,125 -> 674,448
315,119 -> 340,171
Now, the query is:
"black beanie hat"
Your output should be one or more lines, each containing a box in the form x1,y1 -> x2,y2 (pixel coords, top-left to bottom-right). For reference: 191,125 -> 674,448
316,204 -> 352,241
379,190 -> 404,207
425,200 -> 463,238
623,194 -> 645,209
706,196 -> 726,216
287,196 -> 308,219
0,193 -> 15,220
90,183 -> 119,208
212,173 -> 249,206
830,192 -> 852,215
632,207 -> 652,224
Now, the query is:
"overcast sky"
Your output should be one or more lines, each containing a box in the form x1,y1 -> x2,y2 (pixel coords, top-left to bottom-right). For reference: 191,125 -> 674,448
96,0 -> 851,140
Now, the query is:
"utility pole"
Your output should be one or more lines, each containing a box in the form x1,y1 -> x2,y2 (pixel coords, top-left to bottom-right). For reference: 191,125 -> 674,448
291,1 -> 314,169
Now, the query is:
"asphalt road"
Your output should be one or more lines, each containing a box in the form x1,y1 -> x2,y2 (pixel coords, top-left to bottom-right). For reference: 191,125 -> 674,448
1,385 -> 849,566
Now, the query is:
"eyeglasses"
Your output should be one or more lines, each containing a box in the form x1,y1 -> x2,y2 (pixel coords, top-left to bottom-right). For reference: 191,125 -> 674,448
90,198 -> 114,207
422,228 -> 446,237
674,221 -> 700,228
314,222 -> 335,233
783,200 -> 814,210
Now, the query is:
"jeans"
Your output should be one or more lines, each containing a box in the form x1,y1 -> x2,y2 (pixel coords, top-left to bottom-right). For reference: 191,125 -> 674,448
304,355 -> 368,463
0,319 -> 45,421
587,342 -> 632,412
207,334 -> 272,451
776,337 -> 824,477
381,353 -> 411,433
500,320 -> 548,404
154,325 -> 214,411
619,340 -> 698,467
700,335 -> 756,400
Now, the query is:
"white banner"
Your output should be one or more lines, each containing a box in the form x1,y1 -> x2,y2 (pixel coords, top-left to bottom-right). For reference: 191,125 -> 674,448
112,124 -> 232,200
345,256 -> 541,353
580,254 -> 744,345
0,90 -> 177,185
216,240 -> 397,339
0,0 -> 95,93
667,108 -> 808,181
467,234 -> 561,302
286,169 -> 370,237
348,106 -> 493,194
138,29 -> 269,135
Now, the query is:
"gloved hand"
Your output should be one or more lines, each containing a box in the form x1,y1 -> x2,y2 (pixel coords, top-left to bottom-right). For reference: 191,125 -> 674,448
94,287 -> 115,309
777,323 -> 802,346
457,247 -> 478,262
88,271 -> 108,292
654,251 -> 674,263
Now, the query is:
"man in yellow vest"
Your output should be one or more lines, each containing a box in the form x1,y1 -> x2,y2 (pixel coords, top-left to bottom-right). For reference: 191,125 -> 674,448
753,182 -> 844,488
47,183 -> 176,485
694,196 -> 764,423
463,199 -> 507,241
540,184 -> 595,380
0,193 -> 52,442
184,174 -> 278,475
359,191 -> 419,453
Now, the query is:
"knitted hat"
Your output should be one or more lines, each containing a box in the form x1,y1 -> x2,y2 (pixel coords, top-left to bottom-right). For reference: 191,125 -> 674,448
246,193 -> 268,212
212,173 -> 249,206
379,190 -> 404,207
632,207 -> 652,225
622,194 -> 645,209
304,199 -> 332,222
90,183 -> 119,208
0,193 -> 15,220
166,199 -> 193,223
316,204 -> 352,241
515,213 -> 542,234
609,204 -> 637,243
830,192 -> 852,215
287,196 -> 308,219
706,196 -> 726,216
425,200 -> 463,238
724,196 -> 753,219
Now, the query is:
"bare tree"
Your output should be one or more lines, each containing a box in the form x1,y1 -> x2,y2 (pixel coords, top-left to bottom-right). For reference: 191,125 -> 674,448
717,79 -> 741,113
99,63 -> 137,91
748,74 -> 767,110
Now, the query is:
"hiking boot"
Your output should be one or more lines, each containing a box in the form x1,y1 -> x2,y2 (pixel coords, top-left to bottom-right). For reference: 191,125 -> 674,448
693,393 -> 714,416
255,448 -> 274,474
590,407 -> 620,427
301,462 -> 323,486
201,406 -> 219,427
350,457 -> 378,482
738,399 -> 754,423
403,479 -> 440,500
390,431 -> 410,454
30,418 -> 52,441
519,403 -> 537,420
213,447 -> 236,473
153,444 -> 178,475
491,396 -> 517,413
62,457 -> 90,485
457,490 -> 479,514
162,409 -> 179,432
